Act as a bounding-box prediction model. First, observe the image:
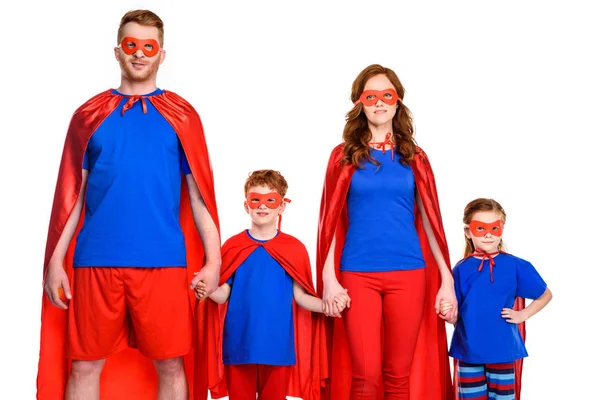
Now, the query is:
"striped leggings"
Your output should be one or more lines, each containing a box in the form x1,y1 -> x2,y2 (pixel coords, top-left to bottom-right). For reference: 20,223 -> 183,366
457,361 -> 515,400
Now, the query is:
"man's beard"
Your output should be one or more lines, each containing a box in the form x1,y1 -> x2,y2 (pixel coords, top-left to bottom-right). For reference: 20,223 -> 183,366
118,56 -> 160,82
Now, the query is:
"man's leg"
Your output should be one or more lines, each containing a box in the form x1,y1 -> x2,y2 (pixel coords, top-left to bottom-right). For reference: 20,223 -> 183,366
65,359 -> 106,400
126,267 -> 193,398
153,357 -> 187,400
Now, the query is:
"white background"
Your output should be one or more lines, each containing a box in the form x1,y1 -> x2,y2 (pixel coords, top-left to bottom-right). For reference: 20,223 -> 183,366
1,0 -> 598,398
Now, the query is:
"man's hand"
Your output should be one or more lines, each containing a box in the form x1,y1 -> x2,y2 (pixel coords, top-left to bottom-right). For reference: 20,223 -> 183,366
44,264 -> 71,309
190,263 -> 220,300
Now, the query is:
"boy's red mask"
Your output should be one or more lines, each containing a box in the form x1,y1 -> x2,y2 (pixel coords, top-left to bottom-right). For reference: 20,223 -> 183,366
119,37 -> 161,57
246,192 -> 290,209
468,220 -> 504,237
354,88 -> 399,106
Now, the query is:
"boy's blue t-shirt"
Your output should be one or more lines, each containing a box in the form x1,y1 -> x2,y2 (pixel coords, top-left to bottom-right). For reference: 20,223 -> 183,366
222,231 -> 296,366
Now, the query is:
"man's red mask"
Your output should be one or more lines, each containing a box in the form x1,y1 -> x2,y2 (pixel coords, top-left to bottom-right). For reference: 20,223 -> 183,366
119,37 -> 161,57
246,192 -> 290,209
354,88 -> 399,106
468,220 -> 504,237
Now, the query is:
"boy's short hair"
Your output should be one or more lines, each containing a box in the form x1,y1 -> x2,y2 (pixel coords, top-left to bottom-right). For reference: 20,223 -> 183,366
244,170 -> 288,197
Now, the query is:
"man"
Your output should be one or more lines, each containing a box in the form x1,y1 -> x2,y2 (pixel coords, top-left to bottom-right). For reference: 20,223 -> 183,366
37,10 -> 221,400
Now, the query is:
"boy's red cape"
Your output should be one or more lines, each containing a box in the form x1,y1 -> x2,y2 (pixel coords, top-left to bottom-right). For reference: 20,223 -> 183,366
316,144 -> 453,400
37,90 -> 220,400
195,231 -> 328,400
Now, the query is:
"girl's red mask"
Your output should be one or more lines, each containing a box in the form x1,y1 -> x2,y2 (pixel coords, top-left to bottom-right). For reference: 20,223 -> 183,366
468,220 -> 504,237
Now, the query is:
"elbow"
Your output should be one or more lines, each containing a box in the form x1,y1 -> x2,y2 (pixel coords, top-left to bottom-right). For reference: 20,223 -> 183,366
545,287 -> 553,302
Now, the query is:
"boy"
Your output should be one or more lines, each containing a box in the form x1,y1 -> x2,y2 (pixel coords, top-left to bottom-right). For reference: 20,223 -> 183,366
196,170 -> 345,399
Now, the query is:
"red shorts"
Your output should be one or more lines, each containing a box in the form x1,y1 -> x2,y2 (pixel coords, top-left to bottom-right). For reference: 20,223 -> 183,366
67,267 -> 193,360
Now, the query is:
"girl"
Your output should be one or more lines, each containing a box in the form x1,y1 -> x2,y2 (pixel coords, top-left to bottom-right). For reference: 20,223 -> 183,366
440,198 -> 552,400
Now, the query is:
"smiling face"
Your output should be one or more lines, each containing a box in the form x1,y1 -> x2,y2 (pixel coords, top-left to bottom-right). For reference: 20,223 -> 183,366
114,22 -> 165,84
244,185 -> 286,230
465,210 -> 504,253
360,74 -> 399,130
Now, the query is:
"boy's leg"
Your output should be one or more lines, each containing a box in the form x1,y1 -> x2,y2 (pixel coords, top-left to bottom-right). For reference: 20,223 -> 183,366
257,365 -> 291,400
66,267 -> 129,399
457,361 -> 487,400
485,362 -> 515,400
124,267 -> 193,399
226,364 -> 258,400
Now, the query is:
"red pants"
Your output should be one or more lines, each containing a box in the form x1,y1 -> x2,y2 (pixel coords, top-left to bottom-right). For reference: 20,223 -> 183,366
225,364 -> 291,400
340,269 -> 426,400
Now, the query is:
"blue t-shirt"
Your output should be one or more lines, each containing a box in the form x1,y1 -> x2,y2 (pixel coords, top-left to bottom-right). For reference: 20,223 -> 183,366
449,253 -> 547,364
73,89 -> 192,267
222,231 -> 296,366
340,148 -> 425,272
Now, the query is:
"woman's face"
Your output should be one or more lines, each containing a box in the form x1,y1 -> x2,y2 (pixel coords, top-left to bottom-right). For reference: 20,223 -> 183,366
361,74 -> 399,129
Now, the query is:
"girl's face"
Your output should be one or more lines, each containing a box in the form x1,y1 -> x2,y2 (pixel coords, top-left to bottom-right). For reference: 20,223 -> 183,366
361,74 -> 399,130
465,210 -> 504,253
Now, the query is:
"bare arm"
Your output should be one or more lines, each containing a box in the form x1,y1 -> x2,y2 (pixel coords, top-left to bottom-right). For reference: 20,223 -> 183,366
44,169 -> 88,309
186,174 -> 222,298
293,280 -> 323,313
208,283 -> 232,304
415,192 -> 458,319
502,287 -> 553,324
321,236 -> 350,317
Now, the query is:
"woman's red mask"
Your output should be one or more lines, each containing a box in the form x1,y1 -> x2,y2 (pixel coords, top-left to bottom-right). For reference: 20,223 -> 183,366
246,192 -> 290,209
119,37 -> 161,57
354,88 -> 399,106
468,220 -> 504,237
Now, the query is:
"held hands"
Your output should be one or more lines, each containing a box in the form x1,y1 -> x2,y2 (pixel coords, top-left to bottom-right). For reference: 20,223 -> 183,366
322,278 -> 351,318
501,308 -> 527,324
44,263 -> 72,309
436,282 -> 458,322
191,262 -> 220,300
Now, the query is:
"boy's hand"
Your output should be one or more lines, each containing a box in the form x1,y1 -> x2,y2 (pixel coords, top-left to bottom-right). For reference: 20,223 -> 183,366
193,273 -> 208,300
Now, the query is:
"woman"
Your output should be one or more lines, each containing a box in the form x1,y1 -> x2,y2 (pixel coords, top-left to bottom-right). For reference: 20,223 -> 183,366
317,64 -> 456,400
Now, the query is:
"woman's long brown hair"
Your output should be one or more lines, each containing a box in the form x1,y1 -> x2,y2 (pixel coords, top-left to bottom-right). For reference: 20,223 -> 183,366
463,198 -> 507,258
343,64 -> 417,167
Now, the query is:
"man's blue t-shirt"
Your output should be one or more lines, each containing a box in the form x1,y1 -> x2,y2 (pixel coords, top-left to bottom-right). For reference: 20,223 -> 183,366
341,149 -> 425,272
449,253 -> 547,363
222,231 -> 296,366
73,89 -> 192,267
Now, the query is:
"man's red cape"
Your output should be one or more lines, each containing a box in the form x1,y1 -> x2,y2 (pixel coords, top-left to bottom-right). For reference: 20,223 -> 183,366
316,144 -> 453,400
451,253 -> 527,400
37,90 -> 220,400
195,231 -> 328,400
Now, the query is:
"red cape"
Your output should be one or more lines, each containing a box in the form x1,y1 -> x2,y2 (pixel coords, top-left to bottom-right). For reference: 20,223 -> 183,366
452,253 -> 526,400
316,144 -> 453,400
37,89 -> 220,400
195,231 -> 328,400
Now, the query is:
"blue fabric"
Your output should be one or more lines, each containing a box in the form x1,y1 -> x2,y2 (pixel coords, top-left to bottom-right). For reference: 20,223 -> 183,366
340,148 -> 425,272
449,253 -> 547,363
74,88 -> 192,267
223,231 -> 296,366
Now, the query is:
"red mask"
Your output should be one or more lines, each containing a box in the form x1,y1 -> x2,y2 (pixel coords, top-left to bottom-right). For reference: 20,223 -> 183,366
119,37 -> 161,57
354,88 -> 399,106
468,220 -> 504,237
246,192 -> 290,209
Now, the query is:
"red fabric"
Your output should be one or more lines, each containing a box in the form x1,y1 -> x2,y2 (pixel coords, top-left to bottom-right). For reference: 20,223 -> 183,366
225,364 -> 291,400
67,267 -> 192,361
198,231 -> 328,400
452,252 -> 526,400
340,270 -> 426,399
316,144 -> 453,400
37,89 -> 220,400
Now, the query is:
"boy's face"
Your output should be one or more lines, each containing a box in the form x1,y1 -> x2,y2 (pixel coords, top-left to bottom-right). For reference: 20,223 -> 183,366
244,185 -> 286,229
114,22 -> 165,83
